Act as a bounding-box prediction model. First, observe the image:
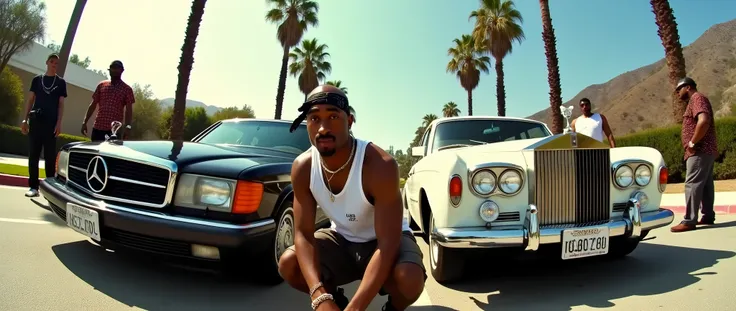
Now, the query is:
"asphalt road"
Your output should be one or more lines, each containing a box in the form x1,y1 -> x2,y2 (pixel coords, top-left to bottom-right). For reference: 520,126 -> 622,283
1,185 -> 735,311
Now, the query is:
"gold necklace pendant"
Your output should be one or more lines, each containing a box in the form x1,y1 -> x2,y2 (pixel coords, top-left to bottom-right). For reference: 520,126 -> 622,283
330,193 -> 335,202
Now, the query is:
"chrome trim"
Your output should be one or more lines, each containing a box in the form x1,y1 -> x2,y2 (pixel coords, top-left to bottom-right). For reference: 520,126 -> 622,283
466,162 -> 524,197
627,198 -> 642,238
109,176 -> 167,189
68,146 -> 177,208
449,174 -> 462,207
611,159 -> 653,190
432,207 -> 674,249
42,178 -> 273,230
524,204 -> 539,251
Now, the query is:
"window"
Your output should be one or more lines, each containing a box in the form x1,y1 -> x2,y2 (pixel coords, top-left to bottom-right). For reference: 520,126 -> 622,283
197,120 -> 312,154
432,119 -> 551,153
421,128 -> 431,155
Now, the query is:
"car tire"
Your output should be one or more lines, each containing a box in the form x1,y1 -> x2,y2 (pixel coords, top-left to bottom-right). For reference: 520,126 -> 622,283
258,200 -> 296,285
428,214 -> 464,283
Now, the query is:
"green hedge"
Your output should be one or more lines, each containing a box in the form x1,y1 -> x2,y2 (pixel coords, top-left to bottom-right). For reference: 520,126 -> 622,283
0,124 -> 89,158
613,117 -> 736,183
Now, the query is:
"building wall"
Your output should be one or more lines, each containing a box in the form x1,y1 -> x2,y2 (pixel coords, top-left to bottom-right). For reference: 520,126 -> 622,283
11,66 -> 98,137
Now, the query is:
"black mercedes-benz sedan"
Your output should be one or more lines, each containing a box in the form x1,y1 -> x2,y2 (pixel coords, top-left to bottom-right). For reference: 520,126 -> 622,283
39,118 -> 329,285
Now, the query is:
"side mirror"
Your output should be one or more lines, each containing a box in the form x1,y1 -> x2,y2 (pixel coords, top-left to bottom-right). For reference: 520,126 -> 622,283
411,146 -> 424,158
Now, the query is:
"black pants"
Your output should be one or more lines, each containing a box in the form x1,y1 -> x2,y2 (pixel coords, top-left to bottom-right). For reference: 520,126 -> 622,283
90,128 -> 113,141
28,123 -> 57,189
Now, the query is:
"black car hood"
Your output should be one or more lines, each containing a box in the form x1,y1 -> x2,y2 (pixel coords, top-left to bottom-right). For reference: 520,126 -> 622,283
68,140 -> 299,179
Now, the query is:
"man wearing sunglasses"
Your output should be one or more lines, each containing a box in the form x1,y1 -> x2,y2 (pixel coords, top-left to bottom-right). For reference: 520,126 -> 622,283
571,97 -> 616,148
80,60 -> 135,140
279,85 -> 426,311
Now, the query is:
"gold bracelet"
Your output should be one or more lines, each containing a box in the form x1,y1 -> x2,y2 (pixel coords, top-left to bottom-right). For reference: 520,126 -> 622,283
311,293 -> 334,310
309,282 -> 323,297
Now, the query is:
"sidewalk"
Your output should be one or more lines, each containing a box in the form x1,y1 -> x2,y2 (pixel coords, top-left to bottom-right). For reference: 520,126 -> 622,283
0,153 -> 44,188
660,191 -> 736,214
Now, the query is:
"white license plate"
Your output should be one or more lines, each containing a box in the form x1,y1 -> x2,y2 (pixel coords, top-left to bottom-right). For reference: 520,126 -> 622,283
66,203 -> 101,242
561,226 -> 609,260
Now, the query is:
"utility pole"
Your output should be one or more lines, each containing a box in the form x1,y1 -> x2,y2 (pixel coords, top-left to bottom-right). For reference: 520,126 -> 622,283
56,0 -> 87,78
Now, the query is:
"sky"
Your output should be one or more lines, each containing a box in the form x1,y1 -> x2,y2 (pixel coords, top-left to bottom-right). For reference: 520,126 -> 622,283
40,0 -> 736,151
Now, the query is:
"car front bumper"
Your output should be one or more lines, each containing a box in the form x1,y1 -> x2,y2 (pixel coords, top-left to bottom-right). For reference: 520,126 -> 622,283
431,199 -> 675,250
40,177 -> 276,261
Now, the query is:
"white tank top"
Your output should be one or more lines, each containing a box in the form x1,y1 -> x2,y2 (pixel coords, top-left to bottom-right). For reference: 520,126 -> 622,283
309,138 -> 411,243
575,113 -> 604,142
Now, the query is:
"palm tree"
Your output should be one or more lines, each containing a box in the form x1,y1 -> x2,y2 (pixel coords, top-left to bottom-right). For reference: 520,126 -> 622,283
422,114 -> 439,128
650,0 -> 687,123
289,38 -> 332,100
170,0 -> 207,141
539,0 -> 563,134
442,101 -> 461,117
446,34 -> 491,116
265,0 -> 319,120
326,80 -> 348,94
470,0 -> 525,117
57,0 -> 87,78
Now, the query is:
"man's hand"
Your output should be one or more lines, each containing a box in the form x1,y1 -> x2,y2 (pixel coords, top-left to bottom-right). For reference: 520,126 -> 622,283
315,300 -> 341,311
21,121 -> 28,135
81,123 -> 88,137
54,122 -> 61,137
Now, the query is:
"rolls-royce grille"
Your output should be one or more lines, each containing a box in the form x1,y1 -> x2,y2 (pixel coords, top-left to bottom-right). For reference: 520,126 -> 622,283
67,152 -> 171,206
533,149 -> 611,226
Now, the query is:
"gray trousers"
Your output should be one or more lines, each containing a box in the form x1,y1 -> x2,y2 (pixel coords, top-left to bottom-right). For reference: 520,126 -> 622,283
683,153 -> 716,224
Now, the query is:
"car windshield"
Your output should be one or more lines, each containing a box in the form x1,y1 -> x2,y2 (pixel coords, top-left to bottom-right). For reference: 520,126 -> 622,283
196,120 -> 312,154
432,119 -> 551,152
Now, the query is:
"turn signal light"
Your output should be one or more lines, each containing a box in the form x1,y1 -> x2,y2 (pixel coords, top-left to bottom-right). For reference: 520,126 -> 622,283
449,175 -> 462,207
658,166 -> 668,192
232,180 -> 264,214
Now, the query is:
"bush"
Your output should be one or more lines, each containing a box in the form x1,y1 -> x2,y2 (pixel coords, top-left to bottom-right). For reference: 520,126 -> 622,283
0,124 -> 89,158
613,117 -> 736,183
0,69 -> 25,125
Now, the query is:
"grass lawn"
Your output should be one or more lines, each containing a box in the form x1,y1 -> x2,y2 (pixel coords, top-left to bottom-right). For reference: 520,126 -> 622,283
664,179 -> 736,194
0,163 -> 46,178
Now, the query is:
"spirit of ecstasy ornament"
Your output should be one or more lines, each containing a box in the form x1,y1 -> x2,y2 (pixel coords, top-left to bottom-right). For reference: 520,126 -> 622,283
560,105 -> 574,133
105,121 -> 123,141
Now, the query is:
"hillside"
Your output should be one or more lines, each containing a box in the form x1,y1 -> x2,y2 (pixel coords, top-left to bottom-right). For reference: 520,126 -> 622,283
528,18 -> 736,134
159,98 -> 222,116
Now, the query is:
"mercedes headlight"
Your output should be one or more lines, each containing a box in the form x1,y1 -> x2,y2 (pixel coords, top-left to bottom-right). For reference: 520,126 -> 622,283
471,170 -> 496,195
56,150 -> 69,178
614,165 -> 633,188
479,200 -> 500,222
635,165 -> 651,186
498,170 -> 522,194
174,174 -> 236,212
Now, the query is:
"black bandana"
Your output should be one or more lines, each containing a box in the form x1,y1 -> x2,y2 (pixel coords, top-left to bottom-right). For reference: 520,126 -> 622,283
289,92 -> 351,132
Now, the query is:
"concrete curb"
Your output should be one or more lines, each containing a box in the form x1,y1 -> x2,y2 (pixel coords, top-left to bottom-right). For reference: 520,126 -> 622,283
0,173 -> 33,188
663,205 -> 736,214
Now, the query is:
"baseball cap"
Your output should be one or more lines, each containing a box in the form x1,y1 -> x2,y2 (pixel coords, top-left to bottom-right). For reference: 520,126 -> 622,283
676,77 -> 696,91
109,60 -> 124,69
289,90 -> 351,133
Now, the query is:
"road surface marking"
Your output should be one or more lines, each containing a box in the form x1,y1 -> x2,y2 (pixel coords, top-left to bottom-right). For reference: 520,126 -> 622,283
0,217 -> 53,225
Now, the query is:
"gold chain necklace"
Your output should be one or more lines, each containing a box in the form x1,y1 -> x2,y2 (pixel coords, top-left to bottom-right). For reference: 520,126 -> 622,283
322,138 -> 356,202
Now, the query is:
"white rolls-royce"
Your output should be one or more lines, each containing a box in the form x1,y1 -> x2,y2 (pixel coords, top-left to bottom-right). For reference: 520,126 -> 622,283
402,115 -> 675,283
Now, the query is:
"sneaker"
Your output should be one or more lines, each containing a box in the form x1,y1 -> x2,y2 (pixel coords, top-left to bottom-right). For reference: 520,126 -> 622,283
25,189 -> 39,197
333,287 -> 349,310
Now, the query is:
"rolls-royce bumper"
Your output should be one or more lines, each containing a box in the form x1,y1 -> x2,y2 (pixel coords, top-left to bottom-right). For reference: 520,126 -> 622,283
431,199 -> 675,250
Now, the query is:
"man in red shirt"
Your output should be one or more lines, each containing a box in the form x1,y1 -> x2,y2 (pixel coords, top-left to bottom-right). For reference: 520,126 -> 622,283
81,60 -> 135,140
671,77 -> 719,233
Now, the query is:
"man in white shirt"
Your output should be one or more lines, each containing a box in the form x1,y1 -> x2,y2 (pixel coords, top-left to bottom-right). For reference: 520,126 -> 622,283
571,98 -> 616,147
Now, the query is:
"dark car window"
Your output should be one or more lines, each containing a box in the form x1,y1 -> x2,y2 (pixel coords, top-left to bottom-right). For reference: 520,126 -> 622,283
197,121 -> 312,154
432,119 -> 551,152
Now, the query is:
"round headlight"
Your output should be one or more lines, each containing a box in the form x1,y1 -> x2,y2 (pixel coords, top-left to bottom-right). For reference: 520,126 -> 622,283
471,170 -> 496,195
479,200 -> 500,222
498,170 -> 522,194
615,165 -> 634,188
632,191 -> 649,209
635,165 -> 651,186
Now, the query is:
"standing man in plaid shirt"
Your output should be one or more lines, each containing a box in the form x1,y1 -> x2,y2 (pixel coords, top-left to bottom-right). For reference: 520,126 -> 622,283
81,60 -> 135,141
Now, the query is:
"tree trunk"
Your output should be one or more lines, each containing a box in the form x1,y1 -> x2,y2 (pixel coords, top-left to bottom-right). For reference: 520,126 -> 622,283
650,0 -> 687,123
274,45 -> 289,119
539,0 -> 564,134
170,0 -> 207,141
495,58 -> 506,117
57,0 -> 87,78
466,89 -> 473,116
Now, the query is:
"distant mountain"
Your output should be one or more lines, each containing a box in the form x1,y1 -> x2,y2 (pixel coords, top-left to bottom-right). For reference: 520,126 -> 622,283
528,18 -> 736,135
159,98 -> 222,116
